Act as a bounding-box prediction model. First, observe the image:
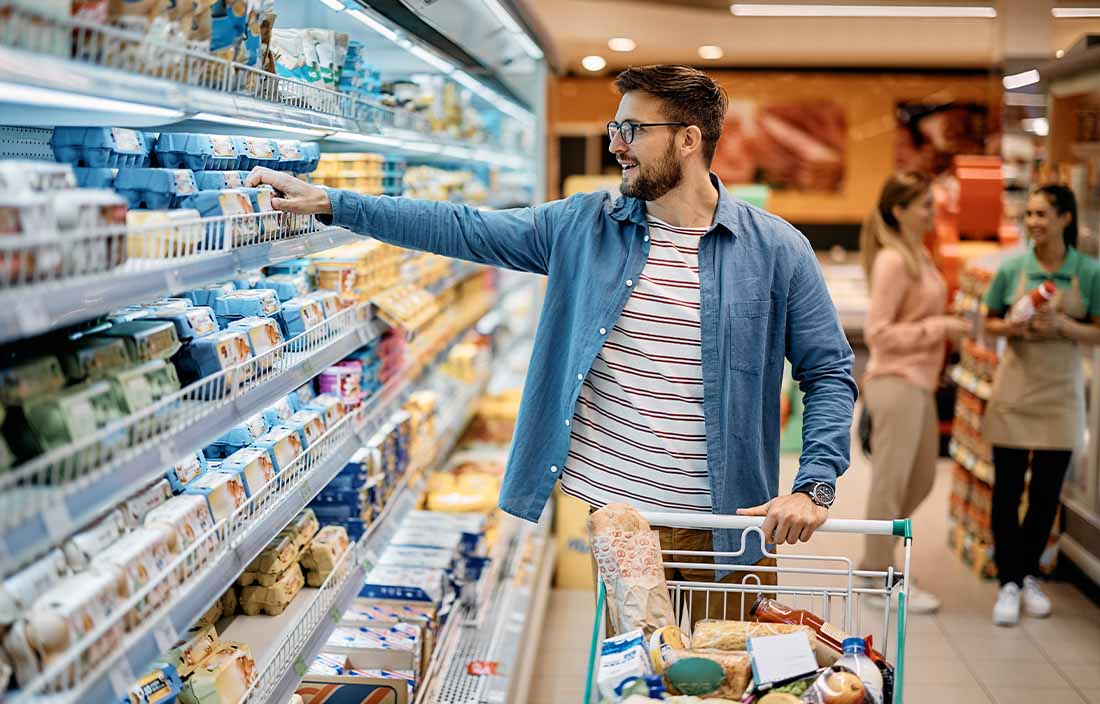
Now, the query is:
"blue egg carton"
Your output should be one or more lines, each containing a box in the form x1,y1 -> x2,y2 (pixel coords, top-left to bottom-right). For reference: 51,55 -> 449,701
173,329 -> 250,384
232,271 -> 264,290
182,282 -> 236,308
299,142 -> 321,173
273,140 -> 305,173
50,127 -> 149,168
114,169 -> 198,209
155,133 -> 239,171
233,136 -> 280,170
177,190 -> 259,247
260,273 -> 309,302
72,168 -> 119,189
277,297 -> 325,339
193,170 -> 249,191
262,396 -> 295,426
213,289 -> 280,326
264,258 -> 312,277
143,306 -> 219,342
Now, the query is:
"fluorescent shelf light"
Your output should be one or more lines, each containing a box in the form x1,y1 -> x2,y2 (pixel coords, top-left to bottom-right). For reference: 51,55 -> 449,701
730,4 -> 996,17
347,9 -> 399,42
582,55 -> 607,72
407,44 -> 456,74
698,45 -> 724,60
1052,7 -> 1100,18
0,82 -> 185,119
482,0 -> 524,34
191,113 -> 328,136
1003,69 -> 1041,90
514,31 -> 544,60
328,132 -> 403,147
608,37 -> 637,52
318,0 -> 345,11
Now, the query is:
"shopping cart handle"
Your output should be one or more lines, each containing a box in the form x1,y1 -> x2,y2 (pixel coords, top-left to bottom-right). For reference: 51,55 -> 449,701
637,512 -> 911,538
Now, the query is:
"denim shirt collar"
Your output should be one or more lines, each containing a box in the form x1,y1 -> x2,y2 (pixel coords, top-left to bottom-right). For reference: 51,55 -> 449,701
608,172 -> 738,238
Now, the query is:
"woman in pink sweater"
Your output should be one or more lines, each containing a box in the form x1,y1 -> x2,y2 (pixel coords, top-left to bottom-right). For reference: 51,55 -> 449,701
858,171 -> 968,613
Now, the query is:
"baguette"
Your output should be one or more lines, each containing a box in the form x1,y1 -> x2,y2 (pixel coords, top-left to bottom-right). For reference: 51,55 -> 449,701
691,620 -> 817,652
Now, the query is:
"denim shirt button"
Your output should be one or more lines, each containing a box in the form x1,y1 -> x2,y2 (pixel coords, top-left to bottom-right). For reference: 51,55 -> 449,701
644,236 -> 650,242
626,279 -> 633,287
550,465 -> 559,473
599,327 -> 607,335
564,419 -> 571,427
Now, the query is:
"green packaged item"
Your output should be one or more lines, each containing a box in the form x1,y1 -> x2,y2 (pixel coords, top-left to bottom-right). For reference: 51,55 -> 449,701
58,337 -> 131,383
106,360 -> 181,414
23,381 -> 125,451
0,357 -> 66,406
96,320 -> 181,363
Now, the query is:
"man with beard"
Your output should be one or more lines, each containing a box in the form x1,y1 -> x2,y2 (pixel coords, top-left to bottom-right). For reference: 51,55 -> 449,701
245,65 -> 856,616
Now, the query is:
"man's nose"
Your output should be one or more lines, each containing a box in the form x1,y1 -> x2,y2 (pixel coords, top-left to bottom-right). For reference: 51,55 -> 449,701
608,130 -> 627,153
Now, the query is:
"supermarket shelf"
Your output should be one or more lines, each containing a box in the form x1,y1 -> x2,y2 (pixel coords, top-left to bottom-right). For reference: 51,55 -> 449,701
949,438 -> 995,485
0,222 -> 360,344
950,366 -> 992,401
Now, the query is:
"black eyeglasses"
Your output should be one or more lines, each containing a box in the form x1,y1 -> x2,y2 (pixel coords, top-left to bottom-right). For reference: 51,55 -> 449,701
607,120 -> 689,144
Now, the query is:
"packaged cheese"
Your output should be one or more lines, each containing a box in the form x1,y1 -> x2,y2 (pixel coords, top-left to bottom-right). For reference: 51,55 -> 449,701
178,642 -> 255,704
164,623 -> 220,679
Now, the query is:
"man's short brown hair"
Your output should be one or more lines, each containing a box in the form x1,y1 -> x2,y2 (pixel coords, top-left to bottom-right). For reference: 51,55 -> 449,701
614,65 -> 728,165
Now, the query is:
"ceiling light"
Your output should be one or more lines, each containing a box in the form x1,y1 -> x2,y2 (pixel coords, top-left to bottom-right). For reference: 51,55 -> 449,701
514,32 -> 545,60
347,9 -> 399,42
407,44 -> 456,74
730,4 -> 997,18
191,113 -> 328,136
698,45 -> 724,60
608,37 -> 636,52
317,0 -> 344,11
0,83 -> 185,120
1004,93 -> 1047,108
581,55 -> 607,72
328,132 -> 403,147
1057,49 -> 1066,58
1003,69 -> 1040,90
1022,117 -> 1049,136
1052,7 -> 1100,18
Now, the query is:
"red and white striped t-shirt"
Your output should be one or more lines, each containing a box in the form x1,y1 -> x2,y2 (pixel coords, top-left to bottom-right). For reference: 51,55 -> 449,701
560,216 -> 711,512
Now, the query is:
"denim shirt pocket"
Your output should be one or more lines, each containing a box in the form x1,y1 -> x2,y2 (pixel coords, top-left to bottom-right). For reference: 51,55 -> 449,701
728,298 -> 772,372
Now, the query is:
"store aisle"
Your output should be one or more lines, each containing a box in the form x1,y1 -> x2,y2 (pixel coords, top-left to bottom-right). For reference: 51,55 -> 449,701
533,418 -> 1100,704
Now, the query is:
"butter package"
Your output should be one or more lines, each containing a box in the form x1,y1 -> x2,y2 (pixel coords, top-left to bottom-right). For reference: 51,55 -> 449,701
178,642 -> 255,704
96,320 -> 182,363
63,509 -> 127,571
183,282 -> 237,308
94,526 -> 172,626
261,273 -> 310,302
301,526 -> 350,586
240,531 -> 300,586
107,359 -> 181,413
285,508 -> 321,548
50,127 -> 148,168
214,288 -> 280,326
185,471 -> 247,522
307,652 -> 348,677
165,623 -> 219,679
22,380 -> 126,452
239,562 -> 305,616
145,306 -> 219,343
154,133 -> 239,170
360,566 -> 447,605
262,396 -> 295,427
325,623 -> 421,675
377,546 -> 457,581
277,296 -> 325,339
114,168 -> 199,209
58,336 -> 131,382
194,170 -> 248,190
233,136 -> 280,169
304,290 -> 341,319
126,208 -> 206,259
173,330 -> 252,385
144,494 -> 217,563
227,316 -> 284,362
165,451 -> 208,492
0,549 -> 68,627
390,524 -> 462,556
121,478 -> 174,527
219,446 -> 276,498
286,409 -> 326,450
305,394 -> 347,429
0,356 -> 65,406
405,511 -> 485,556
255,425 -> 304,474
205,412 -> 268,460
121,662 -> 182,704
177,189 -> 257,246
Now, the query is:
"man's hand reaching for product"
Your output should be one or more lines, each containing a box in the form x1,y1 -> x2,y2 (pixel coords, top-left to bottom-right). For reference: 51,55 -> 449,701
245,167 -> 332,215
737,493 -> 828,545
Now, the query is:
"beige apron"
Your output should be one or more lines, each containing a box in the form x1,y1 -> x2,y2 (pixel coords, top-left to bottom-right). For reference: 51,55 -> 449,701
983,269 -> 1086,450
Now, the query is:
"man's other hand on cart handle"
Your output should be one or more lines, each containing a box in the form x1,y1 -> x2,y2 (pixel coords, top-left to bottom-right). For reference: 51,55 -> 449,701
738,494 -> 827,545
246,167 -> 332,215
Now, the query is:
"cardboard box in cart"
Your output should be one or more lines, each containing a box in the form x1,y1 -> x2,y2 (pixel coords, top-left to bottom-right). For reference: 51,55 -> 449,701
296,678 -> 409,704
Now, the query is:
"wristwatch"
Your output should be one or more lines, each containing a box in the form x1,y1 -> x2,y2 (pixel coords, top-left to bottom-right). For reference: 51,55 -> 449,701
794,482 -> 835,508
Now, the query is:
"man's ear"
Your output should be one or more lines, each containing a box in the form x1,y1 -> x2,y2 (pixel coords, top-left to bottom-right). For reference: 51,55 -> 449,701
682,125 -> 703,157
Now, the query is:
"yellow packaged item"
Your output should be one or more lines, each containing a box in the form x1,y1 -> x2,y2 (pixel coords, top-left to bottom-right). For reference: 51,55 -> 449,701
126,209 -> 204,258
178,642 -> 255,704
165,623 -> 219,679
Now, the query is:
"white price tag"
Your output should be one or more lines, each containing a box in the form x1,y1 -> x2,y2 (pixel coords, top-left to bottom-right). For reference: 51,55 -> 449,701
108,656 -> 137,698
153,618 -> 180,653
43,501 -> 75,544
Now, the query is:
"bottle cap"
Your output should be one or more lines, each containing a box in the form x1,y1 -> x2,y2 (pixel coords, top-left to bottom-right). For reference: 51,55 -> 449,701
842,637 -> 867,653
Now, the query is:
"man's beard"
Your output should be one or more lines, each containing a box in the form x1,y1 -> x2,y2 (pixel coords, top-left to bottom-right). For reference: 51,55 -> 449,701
620,138 -> 683,201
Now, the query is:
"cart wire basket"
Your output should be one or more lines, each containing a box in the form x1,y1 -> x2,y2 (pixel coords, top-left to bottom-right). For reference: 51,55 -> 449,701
583,513 -> 913,703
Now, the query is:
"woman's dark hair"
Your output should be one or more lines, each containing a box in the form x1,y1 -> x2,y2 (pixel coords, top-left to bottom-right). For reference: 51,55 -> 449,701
1035,183 -> 1078,249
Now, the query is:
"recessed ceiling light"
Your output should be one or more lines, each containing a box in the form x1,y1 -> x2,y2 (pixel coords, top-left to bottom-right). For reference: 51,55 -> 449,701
1003,69 -> 1040,90
1057,49 -> 1066,58
608,37 -> 636,52
582,55 -> 607,72
1052,8 -> 1100,18
698,45 -> 724,60
730,4 -> 997,18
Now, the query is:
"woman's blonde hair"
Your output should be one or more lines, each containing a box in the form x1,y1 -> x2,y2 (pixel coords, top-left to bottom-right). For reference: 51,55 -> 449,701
859,170 -> 933,282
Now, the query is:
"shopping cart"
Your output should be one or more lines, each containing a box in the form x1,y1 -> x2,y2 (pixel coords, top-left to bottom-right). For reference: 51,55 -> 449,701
583,514 -> 913,704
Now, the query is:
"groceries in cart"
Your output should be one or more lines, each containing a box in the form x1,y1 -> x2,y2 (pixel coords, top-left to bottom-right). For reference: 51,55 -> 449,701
588,504 -> 899,703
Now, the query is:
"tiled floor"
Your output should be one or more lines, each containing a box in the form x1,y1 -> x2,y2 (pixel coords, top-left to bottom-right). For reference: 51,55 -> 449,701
530,422 -> 1100,704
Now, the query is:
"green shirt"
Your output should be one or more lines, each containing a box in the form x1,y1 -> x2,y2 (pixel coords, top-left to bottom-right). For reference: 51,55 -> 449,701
983,246 -> 1100,320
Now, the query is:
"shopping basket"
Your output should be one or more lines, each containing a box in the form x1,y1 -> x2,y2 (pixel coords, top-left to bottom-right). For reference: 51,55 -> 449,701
583,513 -> 913,703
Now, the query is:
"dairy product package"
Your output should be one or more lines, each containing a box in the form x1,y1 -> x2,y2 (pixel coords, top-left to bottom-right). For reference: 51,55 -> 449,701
227,315 -> 284,363
307,652 -> 348,677
145,306 -> 219,343
106,359 -> 181,413
62,509 -> 127,571
377,547 -> 457,582
597,630 -> 653,700
292,381 -> 317,410
277,296 -> 325,339
178,641 -> 255,704
405,511 -> 485,556
0,549 -> 68,627
341,599 -> 436,639
239,562 -> 305,615
22,380 -> 126,453
326,622 -> 421,675
0,356 -> 65,406
94,526 -> 172,626
261,272 -> 310,302
301,525 -> 350,586
96,320 -> 182,363
154,133 -> 239,170
71,166 -> 118,189
121,661 -> 182,704
144,494 -> 216,562
164,450 -> 208,492
0,160 -> 75,194
214,288 -> 280,326
193,170 -> 249,190
360,566 -> 447,605
317,362 -> 363,405
205,412 -> 268,459
122,478 -> 174,527
255,425 -> 305,474
126,208 -> 206,259
173,329 -> 253,386
165,623 -> 219,679
233,136 -> 280,170
58,336 -> 131,382
219,446 -> 276,498
285,409 -> 326,450
185,471 -> 247,522
390,524 -> 462,556
177,189 -> 258,247
262,396 -> 295,427
183,282 -> 237,308
240,530 -> 300,586
50,127 -> 148,168
304,290 -> 341,319
285,508 -> 321,548
305,393 -> 347,429
114,168 -> 198,209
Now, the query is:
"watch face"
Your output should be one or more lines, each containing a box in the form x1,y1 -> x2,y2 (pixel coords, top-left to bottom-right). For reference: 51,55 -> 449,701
813,483 -> 836,507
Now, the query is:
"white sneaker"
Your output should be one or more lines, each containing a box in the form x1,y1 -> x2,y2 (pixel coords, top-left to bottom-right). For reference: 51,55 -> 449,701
993,583 -> 1021,627
904,584 -> 942,614
1022,576 -> 1053,618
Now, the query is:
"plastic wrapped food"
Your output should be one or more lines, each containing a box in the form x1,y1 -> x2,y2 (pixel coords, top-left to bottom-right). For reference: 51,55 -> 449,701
690,620 -> 818,652
50,127 -> 148,168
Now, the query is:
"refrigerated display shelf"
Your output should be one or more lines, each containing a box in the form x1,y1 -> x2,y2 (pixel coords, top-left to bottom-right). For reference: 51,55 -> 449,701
950,366 -> 993,401
0,219 -> 360,344
949,438 -> 995,485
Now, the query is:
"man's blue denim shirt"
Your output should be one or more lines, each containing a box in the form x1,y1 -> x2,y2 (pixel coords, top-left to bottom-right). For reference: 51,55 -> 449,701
326,174 -> 857,566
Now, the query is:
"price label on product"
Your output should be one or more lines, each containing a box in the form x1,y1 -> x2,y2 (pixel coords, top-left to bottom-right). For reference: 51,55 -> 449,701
466,660 -> 500,676
107,655 -> 137,698
153,618 -> 180,653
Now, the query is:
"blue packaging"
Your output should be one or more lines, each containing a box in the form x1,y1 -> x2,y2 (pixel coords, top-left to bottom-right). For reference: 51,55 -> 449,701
219,446 -> 276,498
173,330 -> 252,385
227,316 -> 285,359
299,142 -> 321,173
213,289 -> 280,326
264,258 -> 312,276
154,133 -> 239,170
291,382 -> 317,410
276,297 -> 325,339
285,409 -> 325,450
108,306 -> 150,324
274,140 -> 305,172
233,136 -> 280,170
50,127 -> 148,168
232,271 -> 265,290
72,167 -> 118,189
304,290 -> 341,320
120,662 -> 182,704
114,169 -> 198,209
255,425 -> 304,474
143,306 -> 219,342
177,190 -> 258,246
182,282 -> 237,308
262,397 -> 295,427
141,298 -> 192,313
164,451 -> 208,493
260,273 -> 309,302
306,394 -> 346,429
378,546 -> 457,579
210,0 -> 248,61
205,411 -> 268,459
193,170 -> 249,191
360,565 -> 447,605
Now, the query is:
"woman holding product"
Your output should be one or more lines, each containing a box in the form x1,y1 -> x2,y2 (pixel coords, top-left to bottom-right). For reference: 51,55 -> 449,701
983,184 -> 1100,627
858,171 -> 968,614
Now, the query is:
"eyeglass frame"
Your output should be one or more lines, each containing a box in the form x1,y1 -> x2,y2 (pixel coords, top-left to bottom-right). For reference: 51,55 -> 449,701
607,120 -> 689,145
